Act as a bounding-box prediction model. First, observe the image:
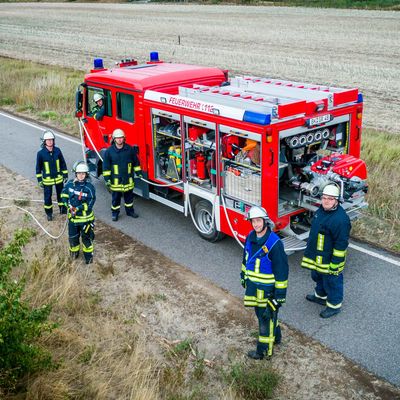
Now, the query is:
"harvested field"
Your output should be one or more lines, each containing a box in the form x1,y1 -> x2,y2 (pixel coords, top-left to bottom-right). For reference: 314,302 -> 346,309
0,3 -> 399,133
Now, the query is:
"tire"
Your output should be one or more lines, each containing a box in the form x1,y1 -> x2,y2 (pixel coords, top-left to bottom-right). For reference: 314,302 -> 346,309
194,200 -> 225,243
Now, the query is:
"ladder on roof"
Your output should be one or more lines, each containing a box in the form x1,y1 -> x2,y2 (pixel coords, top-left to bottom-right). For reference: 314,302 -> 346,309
179,84 -> 307,120
231,76 -> 358,110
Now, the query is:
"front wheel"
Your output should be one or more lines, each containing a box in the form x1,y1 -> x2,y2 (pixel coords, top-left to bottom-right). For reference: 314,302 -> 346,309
194,200 -> 225,243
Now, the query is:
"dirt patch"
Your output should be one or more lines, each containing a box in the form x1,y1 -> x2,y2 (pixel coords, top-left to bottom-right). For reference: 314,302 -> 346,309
1,163 -> 400,399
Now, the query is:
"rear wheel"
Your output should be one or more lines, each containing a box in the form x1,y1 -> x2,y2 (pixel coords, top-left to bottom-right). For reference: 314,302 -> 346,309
194,200 -> 225,242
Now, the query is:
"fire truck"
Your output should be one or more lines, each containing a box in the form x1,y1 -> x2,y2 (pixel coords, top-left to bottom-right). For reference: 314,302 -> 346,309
75,52 -> 368,251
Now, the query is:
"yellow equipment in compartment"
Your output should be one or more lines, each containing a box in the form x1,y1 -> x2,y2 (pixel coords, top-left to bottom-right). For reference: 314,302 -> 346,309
166,145 -> 182,181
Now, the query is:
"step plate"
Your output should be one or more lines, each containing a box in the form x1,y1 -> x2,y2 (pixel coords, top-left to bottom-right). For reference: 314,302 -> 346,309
282,236 -> 307,253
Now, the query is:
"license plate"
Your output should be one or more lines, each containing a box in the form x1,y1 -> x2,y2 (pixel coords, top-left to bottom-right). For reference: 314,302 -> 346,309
308,114 -> 331,126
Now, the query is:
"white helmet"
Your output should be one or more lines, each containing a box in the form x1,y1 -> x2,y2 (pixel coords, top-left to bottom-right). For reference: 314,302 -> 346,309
42,130 -> 55,141
93,93 -> 103,102
247,206 -> 269,220
75,162 -> 89,174
322,184 -> 340,198
112,129 -> 125,139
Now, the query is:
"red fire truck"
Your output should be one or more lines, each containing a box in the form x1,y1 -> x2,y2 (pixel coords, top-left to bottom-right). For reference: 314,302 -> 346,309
75,52 -> 368,251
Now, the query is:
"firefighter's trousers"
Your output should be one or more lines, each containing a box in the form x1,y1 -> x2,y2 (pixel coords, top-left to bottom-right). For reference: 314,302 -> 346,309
68,221 -> 94,263
111,190 -> 134,216
254,306 -> 281,355
311,270 -> 343,309
43,183 -> 65,215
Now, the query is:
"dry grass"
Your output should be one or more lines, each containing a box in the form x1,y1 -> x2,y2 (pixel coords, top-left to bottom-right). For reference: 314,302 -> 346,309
0,3 -> 399,133
1,165 -> 400,399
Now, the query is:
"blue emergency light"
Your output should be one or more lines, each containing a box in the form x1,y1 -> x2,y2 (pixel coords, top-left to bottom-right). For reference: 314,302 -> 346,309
357,93 -> 363,103
93,58 -> 104,69
243,111 -> 271,125
150,52 -> 159,62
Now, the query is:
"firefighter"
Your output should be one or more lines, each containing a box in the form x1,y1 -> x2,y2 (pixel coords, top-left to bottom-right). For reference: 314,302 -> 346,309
35,129 -> 68,221
301,184 -> 351,318
241,206 -> 289,359
103,129 -> 142,221
61,162 -> 96,264
92,93 -> 105,121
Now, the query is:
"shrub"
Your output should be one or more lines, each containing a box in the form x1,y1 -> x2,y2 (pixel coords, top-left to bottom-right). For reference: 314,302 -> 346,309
0,229 -> 56,393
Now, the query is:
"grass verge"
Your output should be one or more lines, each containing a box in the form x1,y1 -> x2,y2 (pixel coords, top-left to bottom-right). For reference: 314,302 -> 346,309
0,56 -> 399,252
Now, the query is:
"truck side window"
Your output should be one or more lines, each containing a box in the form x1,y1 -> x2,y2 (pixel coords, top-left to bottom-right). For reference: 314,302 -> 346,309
117,92 -> 134,123
87,87 -> 112,117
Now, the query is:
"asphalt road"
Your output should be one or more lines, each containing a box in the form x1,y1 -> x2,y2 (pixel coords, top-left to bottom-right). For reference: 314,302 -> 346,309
1,111 -> 400,387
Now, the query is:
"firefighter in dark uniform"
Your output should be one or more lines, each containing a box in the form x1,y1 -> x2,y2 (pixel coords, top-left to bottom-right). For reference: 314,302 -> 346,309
61,162 -> 96,264
302,184 -> 351,318
91,93 -> 105,121
103,129 -> 142,221
35,129 -> 68,221
241,206 -> 289,360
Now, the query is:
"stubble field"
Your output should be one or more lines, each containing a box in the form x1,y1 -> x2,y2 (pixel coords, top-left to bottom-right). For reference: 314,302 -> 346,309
0,3 -> 399,133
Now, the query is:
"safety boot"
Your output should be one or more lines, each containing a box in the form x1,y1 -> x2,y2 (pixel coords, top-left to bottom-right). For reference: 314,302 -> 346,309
70,251 -> 79,260
59,206 -> 67,215
247,350 -> 264,360
320,307 -> 341,319
306,294 -> 326,306
85,257 -> 93,265
127,211 -> 139,218
47,214 -> 53,221
112,214 -> 119,222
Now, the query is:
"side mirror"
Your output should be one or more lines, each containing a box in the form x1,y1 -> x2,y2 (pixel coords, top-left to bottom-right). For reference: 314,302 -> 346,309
75,89 -> 83,117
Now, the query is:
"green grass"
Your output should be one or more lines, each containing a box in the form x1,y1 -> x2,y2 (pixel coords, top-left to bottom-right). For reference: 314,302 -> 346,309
274,0 -> 400,9
0,57 -> 82,134
225,361 -> 280,399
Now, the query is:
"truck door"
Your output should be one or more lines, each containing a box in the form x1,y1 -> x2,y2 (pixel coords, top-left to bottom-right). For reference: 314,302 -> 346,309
84,86 -> 114,151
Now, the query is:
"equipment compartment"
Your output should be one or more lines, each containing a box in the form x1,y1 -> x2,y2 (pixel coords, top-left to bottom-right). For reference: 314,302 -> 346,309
183,117 -> 217,192
152,108 -> 182,183
220,126 -> 262,206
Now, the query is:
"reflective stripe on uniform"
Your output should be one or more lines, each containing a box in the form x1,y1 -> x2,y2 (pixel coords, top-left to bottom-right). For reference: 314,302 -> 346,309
326,301 -> 342,309
333,248 -> 347,257
275,280 -> 288,289
317,233 -> 325,251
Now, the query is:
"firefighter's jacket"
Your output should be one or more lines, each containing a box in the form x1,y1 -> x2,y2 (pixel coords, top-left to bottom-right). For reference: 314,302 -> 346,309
103,144 -> 141,192
61,179 -> 96,224
301,205 -> 351,275
36,146 -> 68,186
92,105 -> 105,121
241,229 -> 289,307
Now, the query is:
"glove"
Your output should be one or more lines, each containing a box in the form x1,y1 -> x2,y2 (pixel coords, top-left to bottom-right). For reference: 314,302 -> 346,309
105,180 -> 111,187
38,181 -> 44,189
267,298 -> 281,312
241,278 -> 246,289
69,206 -> 77,217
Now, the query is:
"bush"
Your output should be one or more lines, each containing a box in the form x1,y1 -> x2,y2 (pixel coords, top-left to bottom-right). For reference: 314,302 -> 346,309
0,229 -> 56,393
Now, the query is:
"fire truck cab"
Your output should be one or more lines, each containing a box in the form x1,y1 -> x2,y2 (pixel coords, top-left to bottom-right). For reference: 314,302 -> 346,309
76,52 -> 368,251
